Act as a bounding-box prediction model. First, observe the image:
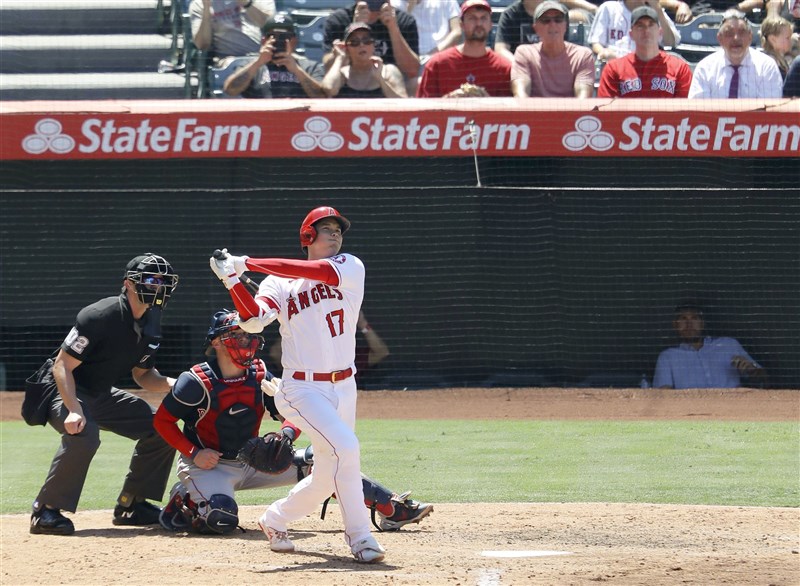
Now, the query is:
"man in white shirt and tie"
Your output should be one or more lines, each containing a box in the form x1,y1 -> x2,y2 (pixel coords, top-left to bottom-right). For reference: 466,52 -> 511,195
689,9 -> 782,98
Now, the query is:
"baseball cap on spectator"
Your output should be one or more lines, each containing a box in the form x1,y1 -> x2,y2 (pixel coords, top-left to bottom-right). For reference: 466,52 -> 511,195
262,12 -> 296,35
460,0 -> 491,18
344,21 -> 372,41
630,5 -> 659,25
533,0 -> 568,21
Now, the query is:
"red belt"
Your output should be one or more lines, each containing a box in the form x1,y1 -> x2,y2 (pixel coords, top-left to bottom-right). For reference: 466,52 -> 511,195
292,368 -> 353,383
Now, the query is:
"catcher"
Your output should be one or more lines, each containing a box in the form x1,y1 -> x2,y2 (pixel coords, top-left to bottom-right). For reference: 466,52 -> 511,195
153,309 -> 433,534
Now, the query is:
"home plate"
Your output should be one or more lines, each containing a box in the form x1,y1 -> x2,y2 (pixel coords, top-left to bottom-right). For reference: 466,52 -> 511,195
481,550 -> 572,558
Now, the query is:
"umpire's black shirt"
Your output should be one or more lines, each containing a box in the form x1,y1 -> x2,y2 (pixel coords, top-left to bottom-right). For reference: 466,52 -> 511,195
61,294 -> 160,395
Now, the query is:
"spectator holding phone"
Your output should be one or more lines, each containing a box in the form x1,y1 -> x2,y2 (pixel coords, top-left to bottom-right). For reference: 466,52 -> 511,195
323,0 -> 420,84
223,13 -> 325,97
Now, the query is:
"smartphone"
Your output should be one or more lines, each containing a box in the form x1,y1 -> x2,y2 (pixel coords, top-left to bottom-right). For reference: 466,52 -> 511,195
273,31 -> 293,55
366,0 -> 384,11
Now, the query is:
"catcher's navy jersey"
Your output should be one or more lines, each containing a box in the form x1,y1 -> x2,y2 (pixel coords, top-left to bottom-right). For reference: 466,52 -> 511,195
161,359 -> 278,458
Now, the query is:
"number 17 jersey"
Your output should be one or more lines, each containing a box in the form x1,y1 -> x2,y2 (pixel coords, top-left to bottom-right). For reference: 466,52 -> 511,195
257,253 -> 365,374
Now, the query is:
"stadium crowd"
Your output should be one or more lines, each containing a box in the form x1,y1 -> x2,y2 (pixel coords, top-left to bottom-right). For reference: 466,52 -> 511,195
188,0 -> 799,98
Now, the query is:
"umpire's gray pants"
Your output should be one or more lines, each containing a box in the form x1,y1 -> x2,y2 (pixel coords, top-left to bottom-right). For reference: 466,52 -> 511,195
34,386 -> 175,513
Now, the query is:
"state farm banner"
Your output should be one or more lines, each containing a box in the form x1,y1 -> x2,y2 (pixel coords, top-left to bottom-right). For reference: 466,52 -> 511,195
1,100 -> 797,160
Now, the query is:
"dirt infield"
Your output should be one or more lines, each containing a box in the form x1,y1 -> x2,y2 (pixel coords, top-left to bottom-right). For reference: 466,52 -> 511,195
2,388 -> 798,586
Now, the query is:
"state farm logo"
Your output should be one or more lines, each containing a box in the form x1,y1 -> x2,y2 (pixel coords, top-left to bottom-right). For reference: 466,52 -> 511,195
291,115 -> 531,153
22,118 -> 75,154
562,116 -> 614,152
291,116 -> 345,152
21,117 -> 261,156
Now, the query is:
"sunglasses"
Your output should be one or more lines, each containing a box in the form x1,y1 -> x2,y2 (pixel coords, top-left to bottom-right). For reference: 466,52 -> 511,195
538,15 -> 566,24
346,37 -> 375,47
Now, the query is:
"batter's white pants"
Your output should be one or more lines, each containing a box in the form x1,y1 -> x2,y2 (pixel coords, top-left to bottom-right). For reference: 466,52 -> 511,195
262,376 -> 372,549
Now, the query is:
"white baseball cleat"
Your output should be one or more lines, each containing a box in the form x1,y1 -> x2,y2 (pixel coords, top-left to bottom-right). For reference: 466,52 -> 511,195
352,535 -> 386,563
258,516 -> 295,552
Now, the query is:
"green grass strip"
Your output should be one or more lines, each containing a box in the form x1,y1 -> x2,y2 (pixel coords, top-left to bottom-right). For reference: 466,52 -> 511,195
2,419 -> 797,514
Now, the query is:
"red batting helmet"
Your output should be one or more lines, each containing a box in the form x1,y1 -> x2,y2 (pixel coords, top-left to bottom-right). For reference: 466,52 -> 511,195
299,206 -> 351,250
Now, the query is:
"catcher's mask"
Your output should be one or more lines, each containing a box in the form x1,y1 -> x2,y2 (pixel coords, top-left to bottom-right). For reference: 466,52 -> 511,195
124,253 -> 179,309
299,206 -> 350,252
205,309 -> 264,368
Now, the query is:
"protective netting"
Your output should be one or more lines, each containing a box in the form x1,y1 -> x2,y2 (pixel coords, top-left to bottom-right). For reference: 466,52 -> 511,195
2,170 -> 798,389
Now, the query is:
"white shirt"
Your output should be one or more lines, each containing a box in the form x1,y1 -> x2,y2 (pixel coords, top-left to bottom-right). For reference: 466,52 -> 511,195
190,0 -> 275,58
257,254 -> 365,373
588,0 -> 680,58
653,337 -> 760,389
688,48 -> 783,98
391,0 -> 459,56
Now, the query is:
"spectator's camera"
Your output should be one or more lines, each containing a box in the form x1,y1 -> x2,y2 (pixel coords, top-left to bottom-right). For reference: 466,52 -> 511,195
273,31 -> 293,54
366,0 -> 384,11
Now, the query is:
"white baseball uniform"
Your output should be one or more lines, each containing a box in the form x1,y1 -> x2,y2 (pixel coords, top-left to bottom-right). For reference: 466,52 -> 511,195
244,253 -> 372,549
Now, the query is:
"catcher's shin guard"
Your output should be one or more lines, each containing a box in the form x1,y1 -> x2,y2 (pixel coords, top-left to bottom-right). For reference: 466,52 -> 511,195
361,475 -> 397,531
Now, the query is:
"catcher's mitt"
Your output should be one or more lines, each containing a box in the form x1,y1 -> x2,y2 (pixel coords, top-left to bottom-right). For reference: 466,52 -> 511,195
237,432 -> 294,474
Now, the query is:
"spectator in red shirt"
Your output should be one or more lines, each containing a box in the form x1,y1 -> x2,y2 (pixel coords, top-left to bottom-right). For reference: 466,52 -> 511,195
598,5 -> 692,97
417,0 -> 512,97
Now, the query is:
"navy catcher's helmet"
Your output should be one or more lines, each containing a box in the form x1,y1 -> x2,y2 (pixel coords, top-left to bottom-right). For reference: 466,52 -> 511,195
204,309 -> 264,367
124,253 -> 179,308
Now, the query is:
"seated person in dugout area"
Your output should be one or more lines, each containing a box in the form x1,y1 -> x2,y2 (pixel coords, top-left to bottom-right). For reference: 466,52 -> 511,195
390,0 -> 463,66
270,310 -> 390,389
688,8 -> 783,97
598,5 -> 693,95
494,0 -> 601,63
191,0 -> 274,58
154,309 -> 432,534
417,0 -> 513,96
653,302 -> 767,389
511,1 -> 596,97
322,22 -> 408,97
222,13 -> 325,98
323,0 -> 420,83
589,0 -> 680,62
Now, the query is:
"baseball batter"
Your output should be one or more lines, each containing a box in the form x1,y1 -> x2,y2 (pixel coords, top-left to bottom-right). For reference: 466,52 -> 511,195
209,206 -> 386,563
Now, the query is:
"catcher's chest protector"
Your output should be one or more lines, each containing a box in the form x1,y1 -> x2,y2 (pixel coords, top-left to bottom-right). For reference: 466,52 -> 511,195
190,361 -> 266,458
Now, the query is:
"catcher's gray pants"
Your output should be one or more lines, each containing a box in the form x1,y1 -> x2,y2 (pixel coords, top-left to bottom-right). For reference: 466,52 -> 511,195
34,385 -> 175,513
174,455 -> 302,504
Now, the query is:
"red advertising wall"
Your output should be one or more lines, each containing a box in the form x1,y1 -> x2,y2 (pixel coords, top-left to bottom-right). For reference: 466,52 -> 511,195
1,98 -> 798,161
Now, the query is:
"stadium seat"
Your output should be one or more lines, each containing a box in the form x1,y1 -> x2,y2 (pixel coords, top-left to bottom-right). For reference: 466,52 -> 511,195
674,13 -> 760,64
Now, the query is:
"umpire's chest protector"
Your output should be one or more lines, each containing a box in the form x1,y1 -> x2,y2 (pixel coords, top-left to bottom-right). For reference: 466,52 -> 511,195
190,361 -> 266,458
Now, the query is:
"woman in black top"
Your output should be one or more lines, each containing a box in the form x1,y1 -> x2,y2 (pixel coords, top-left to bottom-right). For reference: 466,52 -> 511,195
322,22 -> 407,98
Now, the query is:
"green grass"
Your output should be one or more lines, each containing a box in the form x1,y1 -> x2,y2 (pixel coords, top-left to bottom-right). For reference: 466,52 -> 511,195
1,419 -> 797,514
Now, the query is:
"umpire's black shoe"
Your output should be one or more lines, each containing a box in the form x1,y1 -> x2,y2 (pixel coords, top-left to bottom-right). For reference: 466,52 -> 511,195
30,507 -> 75,535
112,501 -> 161,526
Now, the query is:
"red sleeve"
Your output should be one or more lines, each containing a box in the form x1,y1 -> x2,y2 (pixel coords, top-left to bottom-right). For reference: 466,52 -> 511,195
597,62 -> 618,97
154,404 -> 198,458
244,258 -> 339,285
282,420 -> 302,440
675,61 -> 693,98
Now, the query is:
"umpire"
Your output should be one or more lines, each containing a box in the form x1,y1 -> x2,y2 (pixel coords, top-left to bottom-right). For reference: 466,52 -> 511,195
30,253 -> 179,535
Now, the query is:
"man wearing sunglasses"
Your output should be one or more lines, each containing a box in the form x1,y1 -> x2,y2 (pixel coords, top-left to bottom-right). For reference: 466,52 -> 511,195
511,1 -> 595,97
417,0 -> 513,97
29,254 -> 180,535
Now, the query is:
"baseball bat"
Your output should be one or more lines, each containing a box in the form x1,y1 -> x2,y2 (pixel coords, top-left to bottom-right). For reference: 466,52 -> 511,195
212,248 -> 259,295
